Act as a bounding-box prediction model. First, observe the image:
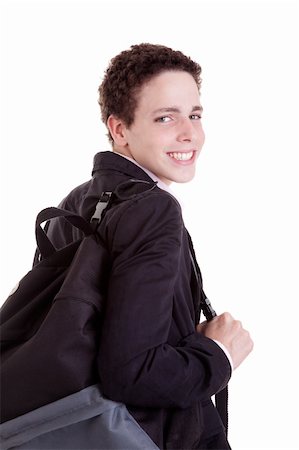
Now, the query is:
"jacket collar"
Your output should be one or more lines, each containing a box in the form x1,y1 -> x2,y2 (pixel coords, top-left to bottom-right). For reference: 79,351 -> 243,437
92,151 -> 183,206
112,152 -> 172,192
92,151 -> 154,183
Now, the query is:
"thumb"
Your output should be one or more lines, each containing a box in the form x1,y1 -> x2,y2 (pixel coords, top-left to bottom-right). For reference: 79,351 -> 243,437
196,320 -> 207,332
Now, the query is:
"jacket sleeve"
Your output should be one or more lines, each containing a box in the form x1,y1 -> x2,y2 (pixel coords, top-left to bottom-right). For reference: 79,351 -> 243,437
98,191 -> 231,409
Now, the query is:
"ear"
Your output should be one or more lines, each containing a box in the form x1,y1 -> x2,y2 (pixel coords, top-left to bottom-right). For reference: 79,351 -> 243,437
107,115 -> 128,147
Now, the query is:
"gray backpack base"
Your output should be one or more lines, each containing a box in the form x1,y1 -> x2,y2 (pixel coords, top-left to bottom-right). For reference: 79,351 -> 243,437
0,384 -> 159,450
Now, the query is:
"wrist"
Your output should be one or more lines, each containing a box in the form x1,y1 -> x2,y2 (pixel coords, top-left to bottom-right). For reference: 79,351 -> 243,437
212,339 -> 234,371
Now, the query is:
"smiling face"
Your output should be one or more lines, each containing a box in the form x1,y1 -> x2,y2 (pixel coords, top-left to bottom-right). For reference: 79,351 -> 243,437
108,70 -> 205,185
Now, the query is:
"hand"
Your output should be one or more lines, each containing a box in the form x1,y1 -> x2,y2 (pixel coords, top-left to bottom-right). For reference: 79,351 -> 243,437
196,312 -> 254,370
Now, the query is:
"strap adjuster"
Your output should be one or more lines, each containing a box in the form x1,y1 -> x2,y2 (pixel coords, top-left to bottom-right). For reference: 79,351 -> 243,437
91,192 -> 112,222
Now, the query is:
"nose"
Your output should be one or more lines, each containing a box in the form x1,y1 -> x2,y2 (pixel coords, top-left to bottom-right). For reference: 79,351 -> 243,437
176,117 -> 197,142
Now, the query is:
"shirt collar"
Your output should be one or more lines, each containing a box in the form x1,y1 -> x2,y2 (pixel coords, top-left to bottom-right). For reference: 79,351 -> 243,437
113,152 -> 171,193
112,151 -> 184,208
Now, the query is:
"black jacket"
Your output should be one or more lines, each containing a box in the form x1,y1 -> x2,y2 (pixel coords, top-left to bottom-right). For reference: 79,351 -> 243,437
46,151 -> 231,449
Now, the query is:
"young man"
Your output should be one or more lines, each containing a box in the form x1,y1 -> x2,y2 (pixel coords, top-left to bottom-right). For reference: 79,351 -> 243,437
45,43 -> 253,449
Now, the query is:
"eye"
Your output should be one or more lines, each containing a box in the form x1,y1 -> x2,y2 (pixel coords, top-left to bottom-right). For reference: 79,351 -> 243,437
190,114 -> 202,120
154,116 -> 172,123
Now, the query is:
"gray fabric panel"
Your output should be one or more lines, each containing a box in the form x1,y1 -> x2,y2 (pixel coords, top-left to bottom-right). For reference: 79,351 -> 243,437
0,385 -> 159,450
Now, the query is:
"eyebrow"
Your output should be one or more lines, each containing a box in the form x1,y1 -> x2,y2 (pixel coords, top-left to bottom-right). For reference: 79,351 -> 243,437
152,105 -> 203,115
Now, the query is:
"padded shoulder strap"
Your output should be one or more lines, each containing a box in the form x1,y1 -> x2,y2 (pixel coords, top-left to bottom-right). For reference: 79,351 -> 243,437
36,189 -> 113,260
36,207 -> 94,259
35,178 -> 156,260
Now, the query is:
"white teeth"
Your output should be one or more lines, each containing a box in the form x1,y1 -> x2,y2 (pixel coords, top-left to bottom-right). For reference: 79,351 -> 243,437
169,151 -> 193,161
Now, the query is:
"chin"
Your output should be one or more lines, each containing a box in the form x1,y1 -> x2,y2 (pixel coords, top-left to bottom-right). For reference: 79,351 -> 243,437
173,171 -> 196,184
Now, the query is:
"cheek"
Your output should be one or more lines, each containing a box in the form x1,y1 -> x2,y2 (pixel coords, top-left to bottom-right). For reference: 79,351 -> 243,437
142,132 -> 168,152
131,126 -> 173,155
152,128 -> 176,146
129,133 -> 147,153
194,123 -> 205,146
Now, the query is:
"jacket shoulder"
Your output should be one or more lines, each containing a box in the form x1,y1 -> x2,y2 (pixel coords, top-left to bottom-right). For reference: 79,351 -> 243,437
58,180 -> 91,212
106,186 -> 182,228
101,187 -> 183,252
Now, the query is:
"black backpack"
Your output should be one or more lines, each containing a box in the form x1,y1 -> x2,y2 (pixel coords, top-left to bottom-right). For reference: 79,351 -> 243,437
0,191 -> 115,424
0,179 -> 228,437
0,178 -> 158,422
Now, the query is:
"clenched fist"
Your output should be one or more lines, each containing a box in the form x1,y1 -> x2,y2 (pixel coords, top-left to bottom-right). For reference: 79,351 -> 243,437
196,312 -> 254,370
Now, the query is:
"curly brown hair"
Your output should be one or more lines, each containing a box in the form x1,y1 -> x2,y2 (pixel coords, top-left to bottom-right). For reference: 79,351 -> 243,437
98,43 -> 202,144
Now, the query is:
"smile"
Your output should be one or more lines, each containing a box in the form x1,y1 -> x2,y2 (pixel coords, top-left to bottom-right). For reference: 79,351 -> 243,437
168,151 -> 194,161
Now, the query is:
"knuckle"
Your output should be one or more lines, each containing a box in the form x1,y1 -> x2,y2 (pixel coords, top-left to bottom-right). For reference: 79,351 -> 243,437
236,320 -> 243,329
244,331 -> 254,351
222,312 -> 232,321
231,319 -> 242,332
244,330 -> 250,341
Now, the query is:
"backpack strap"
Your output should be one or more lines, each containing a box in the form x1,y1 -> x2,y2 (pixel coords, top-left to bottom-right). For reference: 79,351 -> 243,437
35,179 -> 157,261
36,192 -> 113,260
91,192 -> 113,223
188,234 -> 229,437
35,208 -> 93,260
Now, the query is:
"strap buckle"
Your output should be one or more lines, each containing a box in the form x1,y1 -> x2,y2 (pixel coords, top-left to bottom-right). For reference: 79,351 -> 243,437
91,192 -> 112,223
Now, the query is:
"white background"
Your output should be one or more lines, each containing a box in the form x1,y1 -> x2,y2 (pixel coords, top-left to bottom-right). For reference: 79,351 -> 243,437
0,0 -> 298,448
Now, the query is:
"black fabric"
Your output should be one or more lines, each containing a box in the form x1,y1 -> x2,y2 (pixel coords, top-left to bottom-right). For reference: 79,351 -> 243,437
198,432 -> 231,450
42,151 -> 231,449
1,181 -> 159,423
0,231 -> 110,422
35,207 -> 94,259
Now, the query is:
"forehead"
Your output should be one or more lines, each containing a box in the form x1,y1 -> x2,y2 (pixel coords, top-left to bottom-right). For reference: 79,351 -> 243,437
136,70 -> 200,112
